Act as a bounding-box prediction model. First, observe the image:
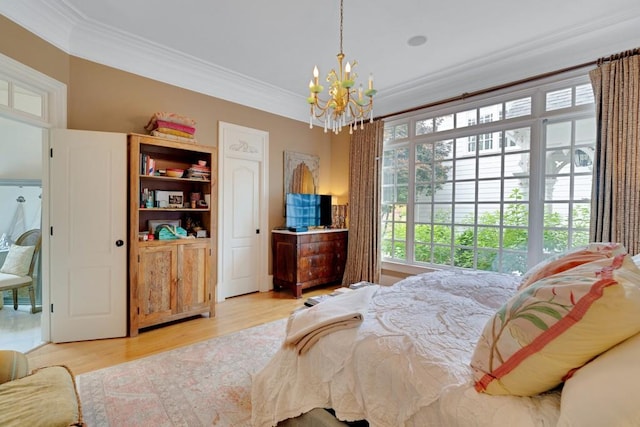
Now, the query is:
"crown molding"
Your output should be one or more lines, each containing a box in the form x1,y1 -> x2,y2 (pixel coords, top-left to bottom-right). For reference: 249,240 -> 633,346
3,1 -> 640,123
375,10 -> 640,118
0,0 -> 308,123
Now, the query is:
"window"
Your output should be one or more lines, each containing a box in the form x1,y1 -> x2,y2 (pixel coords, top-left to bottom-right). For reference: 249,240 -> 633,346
382,75 -> 595,275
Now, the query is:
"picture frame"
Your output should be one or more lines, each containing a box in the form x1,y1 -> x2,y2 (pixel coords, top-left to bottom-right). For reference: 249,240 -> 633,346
156,190 -> 184,208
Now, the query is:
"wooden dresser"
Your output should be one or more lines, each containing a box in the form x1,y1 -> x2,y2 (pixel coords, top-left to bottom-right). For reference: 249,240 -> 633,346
271,229 -> 348,298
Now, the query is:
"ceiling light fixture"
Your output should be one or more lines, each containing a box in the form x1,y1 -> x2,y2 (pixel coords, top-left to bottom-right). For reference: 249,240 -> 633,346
307,0 -> 376,134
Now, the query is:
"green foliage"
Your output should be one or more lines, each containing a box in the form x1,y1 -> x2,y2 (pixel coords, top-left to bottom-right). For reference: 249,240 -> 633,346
406,188 -> 590,273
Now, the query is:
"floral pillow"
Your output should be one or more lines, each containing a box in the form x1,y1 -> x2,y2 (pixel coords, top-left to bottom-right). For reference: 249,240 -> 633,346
471,253 -> 640,396
0,244 -> 35,277
518,242 -> 626,290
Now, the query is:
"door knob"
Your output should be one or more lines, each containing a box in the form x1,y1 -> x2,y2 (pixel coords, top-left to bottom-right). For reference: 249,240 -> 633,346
115,239 -> 124,247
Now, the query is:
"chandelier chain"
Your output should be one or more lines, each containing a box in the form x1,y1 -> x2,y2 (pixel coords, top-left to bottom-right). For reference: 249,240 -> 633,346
339,0 -> 344,54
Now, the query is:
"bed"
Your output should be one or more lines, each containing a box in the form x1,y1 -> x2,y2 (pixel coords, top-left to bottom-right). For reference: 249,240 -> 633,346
252,244 -> 640,427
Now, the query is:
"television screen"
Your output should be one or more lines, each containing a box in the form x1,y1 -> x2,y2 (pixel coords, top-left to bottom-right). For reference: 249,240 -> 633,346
286,193 -> 332,228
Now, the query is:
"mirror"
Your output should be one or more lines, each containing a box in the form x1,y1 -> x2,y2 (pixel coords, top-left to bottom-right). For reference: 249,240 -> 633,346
284,151 -> 319,195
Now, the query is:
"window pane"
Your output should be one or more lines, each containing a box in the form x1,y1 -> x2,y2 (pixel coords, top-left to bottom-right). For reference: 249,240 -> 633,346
433,182 -> 453,202
415,204 -> 433,222
434,206 -> 452,223
455,181 -> 475,202
505,152 -> 529,176
433,245 -> 452,264
477,227 -> 500,249
397,186 -> 408,202
544,203 -> 569,227
504,179 -> 528,201
572,203 -> 591,229
13,84 -> 43,117
435,114 -> 454,132
478,155 -> 502,179
505,97 -> 531,118
503,227 -> 528,250
435,139 -> 454,160
503,203 -> 528,226
393,204 -> 407,221
575,118 -> 596,145
415,224 -> 432,243
382,186 -> 395,203
455,158 -> 475,180
478,179 -> 501,202
477,204 -> 501,225
416,118 -> 433,135
505,127 -> 531,151
416,142 -> 432,164
479,103 -> 502,123
454,205 -> 474,224
546,176 -> 571,200
573,173 -> 593,200
433,227 -> 452,245
0,79 -> 8,106
456,109 -> 477,128
415,243 -> 432,262
477,249 -> 499,271
546,88 -> 572,111
546,121 -> 571,148
415,184 -> 432,202
575,84 -> 594,105
455,136 -> 476,157
396,123 -> 409,139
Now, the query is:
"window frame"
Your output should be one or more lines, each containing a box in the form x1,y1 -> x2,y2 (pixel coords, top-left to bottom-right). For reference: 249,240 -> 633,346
381,70 -> 596,275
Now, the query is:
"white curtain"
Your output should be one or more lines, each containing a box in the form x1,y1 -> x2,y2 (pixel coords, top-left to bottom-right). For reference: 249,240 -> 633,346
7,202 -> 26,242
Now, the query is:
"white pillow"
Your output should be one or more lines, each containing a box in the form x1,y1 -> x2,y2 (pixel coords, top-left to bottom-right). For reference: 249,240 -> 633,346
0,244 -> 35,276
557,332 -> 640,426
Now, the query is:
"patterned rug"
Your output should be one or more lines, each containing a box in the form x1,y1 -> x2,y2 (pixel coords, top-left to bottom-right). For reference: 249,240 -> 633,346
77,319 -> 287,426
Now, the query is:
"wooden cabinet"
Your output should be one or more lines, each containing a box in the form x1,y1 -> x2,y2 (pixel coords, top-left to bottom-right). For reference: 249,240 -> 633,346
128,133 -> 217,336
272,229 -> 348,298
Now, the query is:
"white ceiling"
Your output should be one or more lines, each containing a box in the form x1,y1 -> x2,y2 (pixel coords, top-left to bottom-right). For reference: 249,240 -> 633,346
2,0 -> 640,123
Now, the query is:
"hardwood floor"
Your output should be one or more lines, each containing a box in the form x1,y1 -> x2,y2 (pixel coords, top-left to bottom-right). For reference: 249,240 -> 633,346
26,285 -> 337,375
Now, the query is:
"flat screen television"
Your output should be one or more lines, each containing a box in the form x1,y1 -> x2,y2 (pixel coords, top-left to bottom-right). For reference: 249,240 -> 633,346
286,193 -> 332,229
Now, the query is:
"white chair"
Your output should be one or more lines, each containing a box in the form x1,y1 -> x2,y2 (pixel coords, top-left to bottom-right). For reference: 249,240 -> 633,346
0,229 -> 41,314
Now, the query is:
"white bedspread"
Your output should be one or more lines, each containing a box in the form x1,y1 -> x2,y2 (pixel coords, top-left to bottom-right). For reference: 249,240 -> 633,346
251,270 -> 561,427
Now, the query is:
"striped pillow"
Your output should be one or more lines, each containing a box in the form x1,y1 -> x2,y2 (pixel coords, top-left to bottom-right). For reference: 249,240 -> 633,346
471,253 -> 640,396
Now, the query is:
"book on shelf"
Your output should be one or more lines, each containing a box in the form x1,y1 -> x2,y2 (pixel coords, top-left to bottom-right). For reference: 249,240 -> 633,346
139,154 -> 155,176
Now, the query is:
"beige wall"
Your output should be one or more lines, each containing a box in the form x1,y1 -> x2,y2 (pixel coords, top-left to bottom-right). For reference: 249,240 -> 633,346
0,16 -> 351,275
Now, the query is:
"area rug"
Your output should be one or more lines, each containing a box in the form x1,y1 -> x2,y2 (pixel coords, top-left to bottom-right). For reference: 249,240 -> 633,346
77,319 -> 287,426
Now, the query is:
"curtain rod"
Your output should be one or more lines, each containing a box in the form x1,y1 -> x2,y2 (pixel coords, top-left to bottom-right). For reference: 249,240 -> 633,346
375,60 -> 596,121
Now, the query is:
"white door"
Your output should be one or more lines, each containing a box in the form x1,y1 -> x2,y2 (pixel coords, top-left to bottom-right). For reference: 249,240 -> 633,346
218,122 -> 269,300
49,129 -> 127,342
223,158 -> 260,297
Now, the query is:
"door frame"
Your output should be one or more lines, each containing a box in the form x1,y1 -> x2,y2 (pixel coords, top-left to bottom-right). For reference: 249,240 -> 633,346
0,52 -> 67,343
217,121 -> 269,301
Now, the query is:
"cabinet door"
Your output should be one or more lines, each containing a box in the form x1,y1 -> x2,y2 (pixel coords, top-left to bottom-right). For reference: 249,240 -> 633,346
138,245 -> 178,327
178,242 -> 211,312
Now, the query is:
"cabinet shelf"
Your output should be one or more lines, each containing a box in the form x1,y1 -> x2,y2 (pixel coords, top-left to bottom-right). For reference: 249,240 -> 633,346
128,133 -> 217,337
138,208 -> 210,212
139,174 -> 211,183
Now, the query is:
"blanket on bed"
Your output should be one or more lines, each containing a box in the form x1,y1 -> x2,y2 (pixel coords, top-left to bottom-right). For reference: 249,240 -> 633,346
251,270 -> 561,427
284,286 -> 377,355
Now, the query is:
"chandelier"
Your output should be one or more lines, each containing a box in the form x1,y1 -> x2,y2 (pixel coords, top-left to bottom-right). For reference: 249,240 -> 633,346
307,0 -> 376,134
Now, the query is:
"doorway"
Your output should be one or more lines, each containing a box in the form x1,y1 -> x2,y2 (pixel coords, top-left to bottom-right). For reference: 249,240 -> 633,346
0,117 -> 45,353
0,51 -> 68,349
